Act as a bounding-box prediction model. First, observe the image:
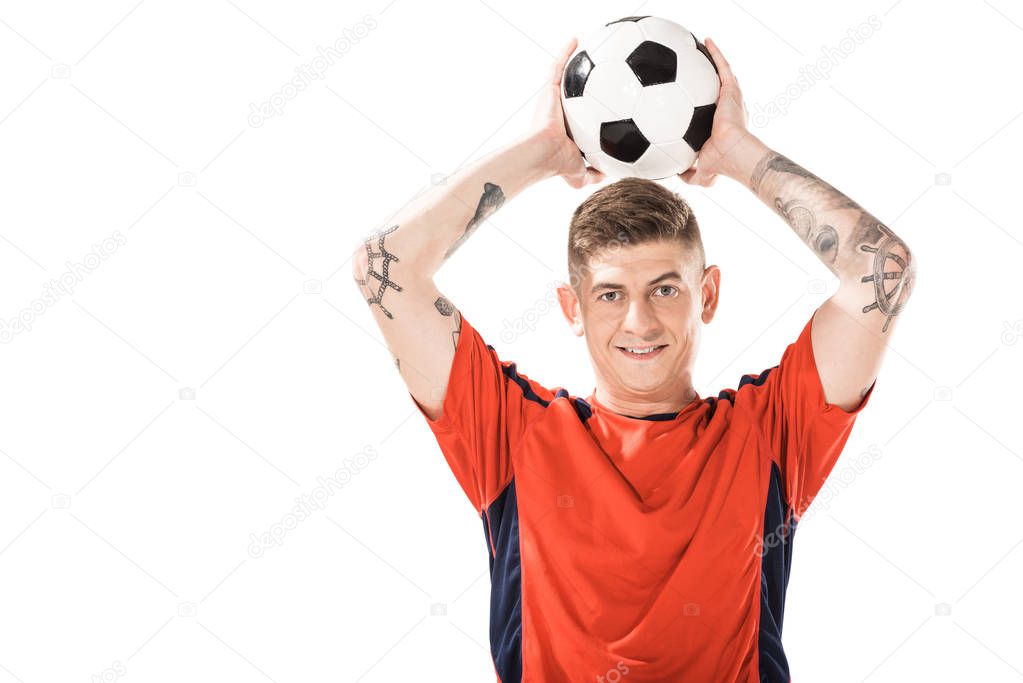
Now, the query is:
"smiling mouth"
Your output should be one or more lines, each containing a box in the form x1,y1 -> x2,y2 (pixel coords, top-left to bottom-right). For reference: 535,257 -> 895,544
617,345 -> 668,360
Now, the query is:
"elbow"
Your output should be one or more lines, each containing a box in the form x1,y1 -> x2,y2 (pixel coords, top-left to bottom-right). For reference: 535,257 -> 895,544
350,241 -> 369,289
901,245 -> 917,301
868,237 -> 916,308
839,235 -> 916,301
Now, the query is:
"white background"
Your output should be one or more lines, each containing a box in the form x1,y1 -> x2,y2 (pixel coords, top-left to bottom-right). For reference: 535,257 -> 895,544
1,0 -> 1021,681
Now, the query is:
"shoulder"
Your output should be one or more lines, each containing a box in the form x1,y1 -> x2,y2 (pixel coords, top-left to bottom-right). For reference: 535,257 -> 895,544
708,365 -> 780,413
482,343 -> 596,424
486,344 -> 557,404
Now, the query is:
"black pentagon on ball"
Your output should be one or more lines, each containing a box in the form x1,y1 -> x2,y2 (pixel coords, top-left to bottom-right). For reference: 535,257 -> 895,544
683,103 -> 716,152
605,16 -> 650,26
600,119 -> 650,163
626,41 -> 676,86
693,36 -> 719,75
563,51 -> 593,98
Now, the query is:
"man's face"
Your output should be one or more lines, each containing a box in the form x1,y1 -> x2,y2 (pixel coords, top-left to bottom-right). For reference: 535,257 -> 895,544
558,239 -> 720,401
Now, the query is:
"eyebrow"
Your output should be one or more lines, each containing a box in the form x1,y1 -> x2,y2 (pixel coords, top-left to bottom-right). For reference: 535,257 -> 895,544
590,270 -> 683,294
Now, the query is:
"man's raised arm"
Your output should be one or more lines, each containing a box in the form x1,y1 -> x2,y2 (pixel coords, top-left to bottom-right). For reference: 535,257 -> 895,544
680,38 -> 916,412
351,38 -> 604,421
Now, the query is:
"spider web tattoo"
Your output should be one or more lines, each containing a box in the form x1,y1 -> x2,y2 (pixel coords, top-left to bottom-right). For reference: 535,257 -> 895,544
355,224 -> 402,319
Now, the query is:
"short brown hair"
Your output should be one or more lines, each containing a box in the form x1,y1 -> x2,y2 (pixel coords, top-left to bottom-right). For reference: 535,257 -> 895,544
567,177 -> 705,291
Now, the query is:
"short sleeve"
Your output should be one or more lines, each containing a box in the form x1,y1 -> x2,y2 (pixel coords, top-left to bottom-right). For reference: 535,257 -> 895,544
736,309 -> 876,519
409,313 -> 545,513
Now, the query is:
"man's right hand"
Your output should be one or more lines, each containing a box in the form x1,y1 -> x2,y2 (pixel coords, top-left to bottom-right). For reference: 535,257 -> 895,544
528,37 -> 606,189
354,38 -> 604,425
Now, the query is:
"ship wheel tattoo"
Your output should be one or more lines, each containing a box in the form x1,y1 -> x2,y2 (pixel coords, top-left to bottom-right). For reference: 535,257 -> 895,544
355,224 -> 402,319
859,222 -> 912,333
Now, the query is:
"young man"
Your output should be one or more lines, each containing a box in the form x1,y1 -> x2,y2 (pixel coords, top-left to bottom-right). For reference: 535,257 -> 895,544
353,36 -> 914,683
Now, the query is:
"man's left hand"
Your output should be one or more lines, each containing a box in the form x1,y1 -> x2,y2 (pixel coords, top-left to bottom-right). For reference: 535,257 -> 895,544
678,37 -> 753,187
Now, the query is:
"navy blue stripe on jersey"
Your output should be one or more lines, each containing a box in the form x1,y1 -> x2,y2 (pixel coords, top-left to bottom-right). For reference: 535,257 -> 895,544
498,360 -> 551,407
482,479 -> 523,683
630,409 -> 679,421
571,397 -> 593,422
705,366 -> 778,419
739,366 -> 775,391
758,460 -> 795,682
555,389 -> 596,423
703,395 -> 722,419
491,347 -> 593,423
727,366 -> 776,405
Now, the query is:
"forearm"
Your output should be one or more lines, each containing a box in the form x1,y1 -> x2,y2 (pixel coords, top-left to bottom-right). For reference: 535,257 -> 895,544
355,134 -> 554,281
722,135 -> 915,333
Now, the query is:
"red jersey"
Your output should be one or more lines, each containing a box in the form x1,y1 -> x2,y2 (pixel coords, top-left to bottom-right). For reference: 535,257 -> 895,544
410,311 -> 873,682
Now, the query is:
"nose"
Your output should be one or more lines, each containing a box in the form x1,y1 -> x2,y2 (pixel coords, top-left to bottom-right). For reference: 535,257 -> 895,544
623,297 -> 660,340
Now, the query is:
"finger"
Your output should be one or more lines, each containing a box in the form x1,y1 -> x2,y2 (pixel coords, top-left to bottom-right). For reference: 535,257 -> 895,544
563,158 -> 586,187
679,168 -> 698,184
552,37 -> 578,86
704,37 -> 737,87
687,169 -> 717,187
537,43 -> 575,124
584,166 -> 606,185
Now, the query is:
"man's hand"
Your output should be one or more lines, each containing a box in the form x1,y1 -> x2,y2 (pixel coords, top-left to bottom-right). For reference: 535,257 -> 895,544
528,37 -> 606,189
679,37 -> 917,411
353,37 -> 612,423
678,37 -> 752,188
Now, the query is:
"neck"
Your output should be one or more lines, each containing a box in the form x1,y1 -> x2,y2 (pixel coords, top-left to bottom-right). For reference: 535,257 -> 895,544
593,384 -> 699,418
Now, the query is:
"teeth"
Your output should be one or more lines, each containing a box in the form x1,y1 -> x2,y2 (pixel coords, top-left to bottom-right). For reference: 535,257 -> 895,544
625,347 -> 657,354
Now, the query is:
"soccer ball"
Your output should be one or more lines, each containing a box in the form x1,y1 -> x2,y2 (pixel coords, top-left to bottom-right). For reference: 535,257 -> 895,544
561,16 -> 720,180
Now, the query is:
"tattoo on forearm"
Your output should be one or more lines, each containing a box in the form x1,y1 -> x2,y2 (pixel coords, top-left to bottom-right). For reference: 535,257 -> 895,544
752,153 -> 825,192
859,222 -> 913,333
750,151 -> 914,333
752,152 -> 863,213
443,182 -> 505,260
749,153 -> 775,195
355,224 -> 402,319
773,198 -> 840,264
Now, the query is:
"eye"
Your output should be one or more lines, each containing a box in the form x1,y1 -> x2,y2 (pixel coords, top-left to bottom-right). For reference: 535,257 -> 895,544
598,291 -> 621,303
653,285 -> 678,297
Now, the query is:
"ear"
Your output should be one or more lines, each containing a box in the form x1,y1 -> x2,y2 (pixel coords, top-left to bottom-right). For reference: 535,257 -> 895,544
557,282 -> 585,336
700,265 -> 721,324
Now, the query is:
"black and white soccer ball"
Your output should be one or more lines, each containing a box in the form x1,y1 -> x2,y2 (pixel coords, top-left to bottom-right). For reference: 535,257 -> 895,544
561,16 -> 720,180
